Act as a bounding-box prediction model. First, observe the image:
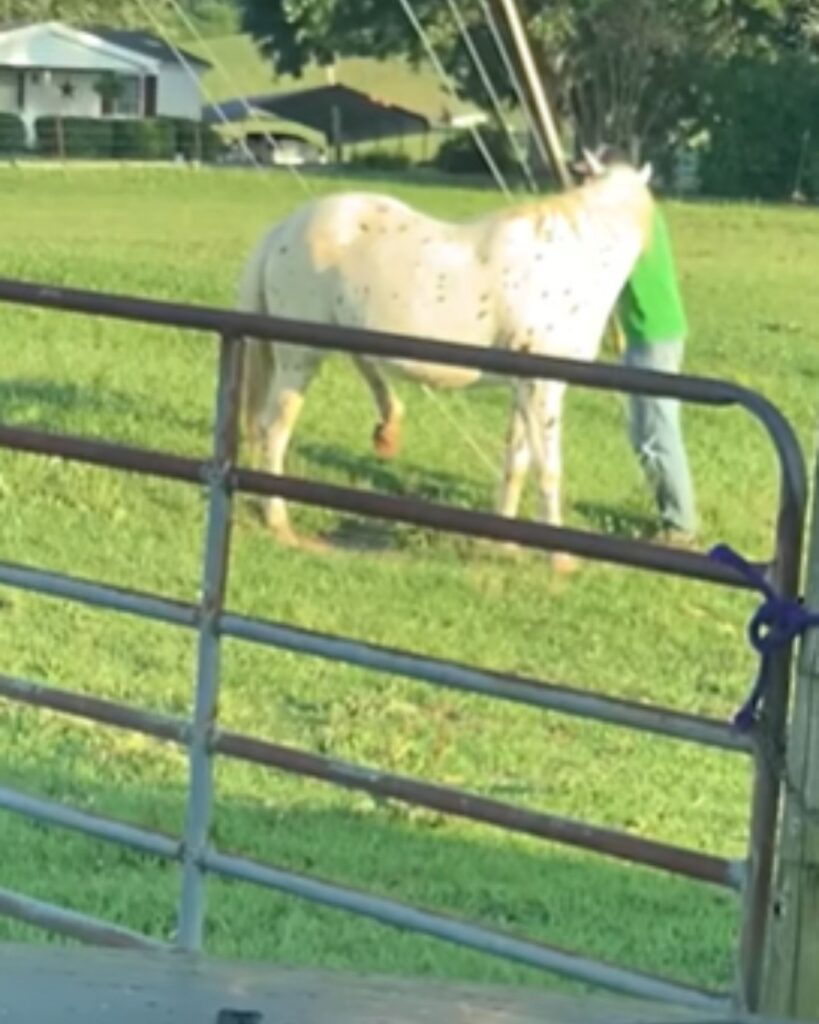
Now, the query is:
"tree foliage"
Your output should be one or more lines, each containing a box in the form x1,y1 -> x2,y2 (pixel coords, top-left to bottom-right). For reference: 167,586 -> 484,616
2,1 -> 149,24
0,0 -> 238,36
699,53 -> 819,198
237,0 -> 819,164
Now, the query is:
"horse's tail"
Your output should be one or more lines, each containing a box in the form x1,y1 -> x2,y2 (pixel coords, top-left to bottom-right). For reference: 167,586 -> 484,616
237,231 -> 276,448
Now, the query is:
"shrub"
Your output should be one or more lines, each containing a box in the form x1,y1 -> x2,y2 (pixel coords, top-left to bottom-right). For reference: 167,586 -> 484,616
433,124 -> 520,177
110,119 -> 144,159
170,118 -> 222,162
34,116 -> 220,163
0,113 -> 26,154
347,150 -> 413,172
35,117 -> 114,158
110,118 -> 176,160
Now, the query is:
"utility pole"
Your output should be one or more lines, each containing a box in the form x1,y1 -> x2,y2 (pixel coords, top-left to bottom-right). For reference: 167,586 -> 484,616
490,0 -> 624,355
490,0 -> 571,188
762,448 -> 819,1021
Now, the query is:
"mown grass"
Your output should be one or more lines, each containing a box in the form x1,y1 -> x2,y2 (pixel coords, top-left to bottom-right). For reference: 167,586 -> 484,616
0,165 -> 818,996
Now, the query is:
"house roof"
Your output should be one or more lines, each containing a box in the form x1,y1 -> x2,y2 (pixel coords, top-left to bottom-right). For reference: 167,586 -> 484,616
204,84 -> 430,143
0,21 -> 211,72
0,21 -> 161,73
84,27 -> 211,70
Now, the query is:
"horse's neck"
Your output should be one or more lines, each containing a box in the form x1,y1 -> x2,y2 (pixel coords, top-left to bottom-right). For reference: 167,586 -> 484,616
487,199 -> 644,360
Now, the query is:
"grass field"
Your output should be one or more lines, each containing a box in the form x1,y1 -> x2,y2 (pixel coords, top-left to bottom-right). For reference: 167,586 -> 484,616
0,164 -> 819,996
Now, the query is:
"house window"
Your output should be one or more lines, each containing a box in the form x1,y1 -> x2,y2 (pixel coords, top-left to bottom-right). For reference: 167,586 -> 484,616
98,75 -> 141,117
115,77 -> 141,116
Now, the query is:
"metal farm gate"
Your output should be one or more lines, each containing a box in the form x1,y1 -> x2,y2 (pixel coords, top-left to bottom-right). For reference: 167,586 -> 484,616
0,277 -> 807,1016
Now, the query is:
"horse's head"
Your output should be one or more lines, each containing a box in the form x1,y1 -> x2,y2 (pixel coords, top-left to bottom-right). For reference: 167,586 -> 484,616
569,145 -> 655,253
569,145 -> 652,186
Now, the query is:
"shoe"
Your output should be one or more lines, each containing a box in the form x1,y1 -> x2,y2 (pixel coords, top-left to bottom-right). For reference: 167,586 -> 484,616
657,528 -> 698,550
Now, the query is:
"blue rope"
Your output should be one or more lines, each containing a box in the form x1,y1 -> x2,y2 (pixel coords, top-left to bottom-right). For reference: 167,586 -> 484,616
709,544 -> 819,732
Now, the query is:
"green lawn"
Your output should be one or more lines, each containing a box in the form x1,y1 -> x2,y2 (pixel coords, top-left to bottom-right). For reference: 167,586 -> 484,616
0,165 -> 818,997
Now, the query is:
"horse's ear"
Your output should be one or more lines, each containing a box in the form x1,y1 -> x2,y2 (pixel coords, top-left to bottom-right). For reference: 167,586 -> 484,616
638,162 -> 653,185
582,147 -> 605,176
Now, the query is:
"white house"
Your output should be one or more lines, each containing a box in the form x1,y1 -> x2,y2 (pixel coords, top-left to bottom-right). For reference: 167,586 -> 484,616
0,21 -> 211,144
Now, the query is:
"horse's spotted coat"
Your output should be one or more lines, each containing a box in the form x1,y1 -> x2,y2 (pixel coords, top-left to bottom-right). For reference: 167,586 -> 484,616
237,164 -> 654,565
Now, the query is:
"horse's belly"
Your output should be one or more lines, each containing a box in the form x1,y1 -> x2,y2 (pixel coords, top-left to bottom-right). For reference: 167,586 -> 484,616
389,358 -> 483,389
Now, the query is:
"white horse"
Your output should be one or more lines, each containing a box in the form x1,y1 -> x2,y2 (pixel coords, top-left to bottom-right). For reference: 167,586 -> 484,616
237,156 -> 654,569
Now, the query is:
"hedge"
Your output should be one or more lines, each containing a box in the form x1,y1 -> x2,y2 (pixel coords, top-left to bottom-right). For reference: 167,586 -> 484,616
33,116 -> 222,162
171,118 -> 222,162
111,118 -> 176,160
0,113 -> 26,154
36,117 -> 114,158
433,124 -> 521,178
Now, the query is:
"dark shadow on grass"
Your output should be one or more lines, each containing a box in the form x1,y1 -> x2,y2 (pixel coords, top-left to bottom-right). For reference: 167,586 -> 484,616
294,441 -> 487,508
0,378 -> 205,435
573,502 -> 656,540
0,756 -> 736,996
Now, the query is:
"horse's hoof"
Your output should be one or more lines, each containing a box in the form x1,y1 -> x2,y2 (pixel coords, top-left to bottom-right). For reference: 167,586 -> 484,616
497,540 -> 524,559
269,522 -> 299,546
271,524 -> 331,554
297,533 -> 333,554
551,551 -> 580,575
373,420 -> 400,460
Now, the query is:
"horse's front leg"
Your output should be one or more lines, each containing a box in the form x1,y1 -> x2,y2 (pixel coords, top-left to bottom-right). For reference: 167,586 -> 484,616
526,380 -> 578,574
496,382 -> 531,520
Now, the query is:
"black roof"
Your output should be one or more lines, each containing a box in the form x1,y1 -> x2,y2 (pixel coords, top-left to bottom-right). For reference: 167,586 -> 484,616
83,27 -> 211,69
204,83 -> 429,143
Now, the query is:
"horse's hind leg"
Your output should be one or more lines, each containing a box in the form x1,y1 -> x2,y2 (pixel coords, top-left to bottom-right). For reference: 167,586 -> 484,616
257,349 -> 318,544
354,356 -> 404,459
525,379 -> 578,574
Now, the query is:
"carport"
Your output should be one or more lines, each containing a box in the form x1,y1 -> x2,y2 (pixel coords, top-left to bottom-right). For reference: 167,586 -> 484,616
203,82 -> 431,161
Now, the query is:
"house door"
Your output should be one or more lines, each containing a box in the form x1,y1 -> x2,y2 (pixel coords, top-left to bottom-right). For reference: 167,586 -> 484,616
143,76 -> 157,117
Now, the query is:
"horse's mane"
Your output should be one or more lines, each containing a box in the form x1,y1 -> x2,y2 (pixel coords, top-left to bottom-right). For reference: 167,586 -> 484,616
488,165 -> 655,251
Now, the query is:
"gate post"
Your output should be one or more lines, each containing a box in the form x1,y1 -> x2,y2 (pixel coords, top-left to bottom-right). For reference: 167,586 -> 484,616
762,444 -> 819,1020
177,333 -> 244,950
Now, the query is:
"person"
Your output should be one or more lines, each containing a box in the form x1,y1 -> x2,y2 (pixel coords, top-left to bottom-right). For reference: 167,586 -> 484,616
571,145 -> 698,547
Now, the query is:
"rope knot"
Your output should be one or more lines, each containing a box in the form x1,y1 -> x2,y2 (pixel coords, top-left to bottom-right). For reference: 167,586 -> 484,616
708,544 -> 819,732
749,593 -> 807,655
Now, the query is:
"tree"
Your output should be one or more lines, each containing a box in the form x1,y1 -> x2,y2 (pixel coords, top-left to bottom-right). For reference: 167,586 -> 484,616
0,0 -> 239,35
1,0 -> 147,23
237,0 -> 819,164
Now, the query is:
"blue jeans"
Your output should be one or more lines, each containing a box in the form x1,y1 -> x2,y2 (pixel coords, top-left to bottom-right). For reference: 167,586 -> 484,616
622,341 -> 698,536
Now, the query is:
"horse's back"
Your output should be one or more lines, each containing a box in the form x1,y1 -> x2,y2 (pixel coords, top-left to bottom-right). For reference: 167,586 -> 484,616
241,193 -> 425,318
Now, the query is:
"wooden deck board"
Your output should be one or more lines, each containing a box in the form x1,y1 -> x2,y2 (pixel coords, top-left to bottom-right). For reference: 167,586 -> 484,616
0,943 -> 768,1024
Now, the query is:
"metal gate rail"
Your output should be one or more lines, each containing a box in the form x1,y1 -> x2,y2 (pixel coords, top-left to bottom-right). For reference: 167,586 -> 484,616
0,277 -> 807,1015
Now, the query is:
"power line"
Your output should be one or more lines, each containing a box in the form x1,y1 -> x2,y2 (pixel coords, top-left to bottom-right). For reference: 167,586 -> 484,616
133,0 -> 273,177
395,0 -> 512,199
140,0 -> 512,474
476,0 -> 552,179
444,0 -> 537,192
160,0 -> 314,195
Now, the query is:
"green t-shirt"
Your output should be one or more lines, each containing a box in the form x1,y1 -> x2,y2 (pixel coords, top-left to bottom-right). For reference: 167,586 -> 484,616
617,206 -> 687,344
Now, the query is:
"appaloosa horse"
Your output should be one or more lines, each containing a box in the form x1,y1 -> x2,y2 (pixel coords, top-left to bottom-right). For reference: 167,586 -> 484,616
237,156 -> 654,569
